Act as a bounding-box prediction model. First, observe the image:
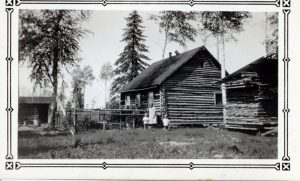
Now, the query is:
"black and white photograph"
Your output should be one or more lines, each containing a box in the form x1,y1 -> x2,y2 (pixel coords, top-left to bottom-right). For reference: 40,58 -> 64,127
1,0 -> 300,180
18,10 -> 278,159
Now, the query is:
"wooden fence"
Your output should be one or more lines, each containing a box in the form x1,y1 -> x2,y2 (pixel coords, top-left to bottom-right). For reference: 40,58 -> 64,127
55,109 -> 147,130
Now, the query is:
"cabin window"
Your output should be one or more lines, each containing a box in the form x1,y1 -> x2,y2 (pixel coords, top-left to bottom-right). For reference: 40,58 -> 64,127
125,95 -> 131,108
200,61 -> 204,68
215,92 -> 222,105
148,91 -> 154,108
135,94 -> 141,108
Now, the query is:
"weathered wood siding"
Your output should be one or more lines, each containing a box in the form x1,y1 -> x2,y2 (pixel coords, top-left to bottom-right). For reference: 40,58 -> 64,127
163,52 -> 223,125
225,73 -> 277,130
19,103 -> 50,124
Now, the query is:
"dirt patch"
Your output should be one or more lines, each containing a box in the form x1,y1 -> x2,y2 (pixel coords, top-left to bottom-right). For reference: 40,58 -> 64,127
159,141 -> 195,146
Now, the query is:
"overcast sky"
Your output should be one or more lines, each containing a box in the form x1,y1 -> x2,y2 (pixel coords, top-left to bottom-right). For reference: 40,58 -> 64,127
19,11 -> 272,108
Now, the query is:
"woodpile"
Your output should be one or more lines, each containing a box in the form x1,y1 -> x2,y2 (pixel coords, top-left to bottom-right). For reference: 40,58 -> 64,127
223,56 -> 278,132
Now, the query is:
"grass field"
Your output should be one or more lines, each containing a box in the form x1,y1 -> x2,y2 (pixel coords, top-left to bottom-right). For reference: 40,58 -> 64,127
18,127 -> 277,159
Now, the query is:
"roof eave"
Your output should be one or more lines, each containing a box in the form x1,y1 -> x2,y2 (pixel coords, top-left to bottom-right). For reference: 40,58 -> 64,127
119,85 -> 159,93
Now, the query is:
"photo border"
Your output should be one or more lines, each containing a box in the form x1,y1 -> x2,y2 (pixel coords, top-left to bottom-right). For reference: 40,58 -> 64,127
4,0 -> 291,173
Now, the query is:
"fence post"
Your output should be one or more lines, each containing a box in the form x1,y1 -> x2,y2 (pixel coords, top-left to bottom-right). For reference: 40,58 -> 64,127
119,110 -> 122,130
133,110 -> 136,129
73,109 -> 77,130
90,111 -> 92,122
103,109 -> 106,131
98,109 -> 100,122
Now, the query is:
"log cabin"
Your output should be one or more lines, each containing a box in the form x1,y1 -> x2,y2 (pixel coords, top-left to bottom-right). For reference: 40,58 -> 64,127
221,54 -> 278,132
19,96 -> 56,126
119,46 -> 224,126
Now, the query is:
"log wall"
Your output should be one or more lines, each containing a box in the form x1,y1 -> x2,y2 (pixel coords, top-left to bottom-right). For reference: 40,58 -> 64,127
225,75 -> 278,130
164,52 -> 223,125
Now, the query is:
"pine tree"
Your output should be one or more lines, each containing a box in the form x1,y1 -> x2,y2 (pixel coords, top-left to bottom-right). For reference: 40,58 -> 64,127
111,11 -> 150,98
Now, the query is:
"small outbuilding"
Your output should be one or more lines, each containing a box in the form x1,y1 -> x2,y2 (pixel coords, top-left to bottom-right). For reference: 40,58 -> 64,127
119,46 -> 224,126
19,96 -> 56,125
221,54 -> 278,132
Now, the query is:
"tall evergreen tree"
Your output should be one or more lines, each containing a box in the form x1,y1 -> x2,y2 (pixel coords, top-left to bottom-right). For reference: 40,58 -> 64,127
111,11 -> 150,99
19,10 -> 90,128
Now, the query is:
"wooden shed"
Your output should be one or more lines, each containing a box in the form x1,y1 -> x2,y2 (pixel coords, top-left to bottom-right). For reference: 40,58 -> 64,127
19,96 -> 56,125
221,54 -> 278,132
119,46 -> 223,126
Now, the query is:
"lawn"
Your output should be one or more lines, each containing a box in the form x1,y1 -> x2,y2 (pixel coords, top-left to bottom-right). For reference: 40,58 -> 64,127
18,127 -> 277,159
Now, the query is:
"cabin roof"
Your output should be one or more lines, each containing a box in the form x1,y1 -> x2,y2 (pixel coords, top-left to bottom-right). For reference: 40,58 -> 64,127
220,54 -> 277,83
19,96 -> 56,104
120,46 -> 222,93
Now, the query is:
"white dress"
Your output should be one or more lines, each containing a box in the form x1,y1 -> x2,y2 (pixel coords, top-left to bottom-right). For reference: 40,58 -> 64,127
148,107 -> 157,124
162,118 -> 170,127
143,116 -> 149,124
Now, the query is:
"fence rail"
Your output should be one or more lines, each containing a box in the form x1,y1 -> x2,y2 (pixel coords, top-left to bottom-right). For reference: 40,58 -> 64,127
56,108 -> 148,130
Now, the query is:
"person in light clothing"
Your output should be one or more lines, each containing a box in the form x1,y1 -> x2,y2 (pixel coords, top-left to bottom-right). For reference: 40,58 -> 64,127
142,113 -> 149,130
148,104 -> 157,129
162,114 -> 170,131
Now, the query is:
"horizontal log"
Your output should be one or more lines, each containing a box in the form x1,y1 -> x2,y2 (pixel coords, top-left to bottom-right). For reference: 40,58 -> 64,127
225,126 -> 258,131
167,107 -> 222,111
170,120 -> 222,124
168,110 -> 223,114
169,116 -> 223,120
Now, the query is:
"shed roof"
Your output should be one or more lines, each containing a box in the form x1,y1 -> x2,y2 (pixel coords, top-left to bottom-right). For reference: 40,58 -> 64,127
220,54 -> 277,83
120,46 -> 221,92
19,96 -> 56,104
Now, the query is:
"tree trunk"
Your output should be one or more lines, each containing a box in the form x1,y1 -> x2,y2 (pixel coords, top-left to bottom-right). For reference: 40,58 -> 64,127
105,79 -> 107,108
49,11 -> 62,129
50,54 -> 58,129
219,18 -> 227,125
162,30 -> 169,59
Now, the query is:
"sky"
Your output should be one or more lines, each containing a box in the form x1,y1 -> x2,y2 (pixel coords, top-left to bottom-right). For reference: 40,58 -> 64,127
19,11 -> 272,108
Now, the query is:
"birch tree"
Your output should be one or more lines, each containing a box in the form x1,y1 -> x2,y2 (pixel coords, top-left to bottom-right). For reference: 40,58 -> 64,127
198,11 -> 251,124
151,11 -> 197,58
99,62 -> 113,108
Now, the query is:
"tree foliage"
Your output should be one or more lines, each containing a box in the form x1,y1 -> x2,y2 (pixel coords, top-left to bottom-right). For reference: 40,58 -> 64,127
19,10 -> 90,127
71,65 -> 95,109
111,11 -> 150,98
100,62 -> 114,81
198,11 -> 251,68
99,62 -> 114,107
19,10 -> 90,88
265,13 -> 278,56
151,11 -> 197,58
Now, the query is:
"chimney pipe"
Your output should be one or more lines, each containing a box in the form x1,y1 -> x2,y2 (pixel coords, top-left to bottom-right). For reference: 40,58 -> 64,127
175,50 -> 180,55
169,52 -> 172,58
